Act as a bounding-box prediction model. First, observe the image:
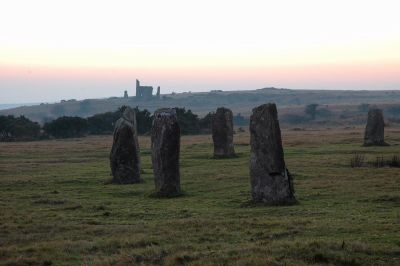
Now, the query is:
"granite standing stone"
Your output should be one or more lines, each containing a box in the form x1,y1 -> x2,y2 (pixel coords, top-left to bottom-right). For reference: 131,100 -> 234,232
212,107 -> 235,158
364,108 -> 388,146
151,108 -> 181,196
110,107 -> 141,184
249,103 -> 295,204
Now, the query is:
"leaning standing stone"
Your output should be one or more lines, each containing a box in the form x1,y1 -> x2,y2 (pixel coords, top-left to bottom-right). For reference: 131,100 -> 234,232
249,103 -> 295,204
151,108 -> 181,196
364,108 -> 388,146
212,107 -> 235,158
110,107 -> 141,184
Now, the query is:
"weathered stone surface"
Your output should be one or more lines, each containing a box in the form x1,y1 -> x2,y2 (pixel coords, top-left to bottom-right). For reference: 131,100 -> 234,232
109,107 -> 141,184
151,108 -> 181,196
249,103 -> 295,204
364,108 -> 388,146
212,107 -> 235,158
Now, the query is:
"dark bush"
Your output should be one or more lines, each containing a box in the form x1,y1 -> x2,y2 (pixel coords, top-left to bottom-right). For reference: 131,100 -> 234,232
175,107 -> 200,135
199,112 -> 215,132
133,107 -> 152,134
87,111 -> 120,135
43,116 -> 88,138
87,106 -> 152,135
0,115 -> 41,141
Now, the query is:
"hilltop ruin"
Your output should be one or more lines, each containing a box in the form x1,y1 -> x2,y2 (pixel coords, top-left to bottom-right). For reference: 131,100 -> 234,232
136,79 -> 160,100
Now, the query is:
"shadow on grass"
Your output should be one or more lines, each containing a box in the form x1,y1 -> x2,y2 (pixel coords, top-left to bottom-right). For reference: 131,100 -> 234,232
240,199 -> 299,208
212,154 -> 239,159
148,190 -> 187,199
103,178 -> 145,185
188,152 -> 246,160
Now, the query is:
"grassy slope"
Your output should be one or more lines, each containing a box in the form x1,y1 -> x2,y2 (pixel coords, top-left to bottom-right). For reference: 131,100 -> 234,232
0,128 -> 399,265
2,88 -> 400,123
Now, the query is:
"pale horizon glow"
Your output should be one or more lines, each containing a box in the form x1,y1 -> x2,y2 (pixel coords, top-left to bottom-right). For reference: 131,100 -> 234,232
1,0 -> 400,103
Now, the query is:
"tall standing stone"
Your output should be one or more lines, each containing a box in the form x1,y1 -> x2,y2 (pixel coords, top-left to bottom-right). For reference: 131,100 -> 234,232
212,107 -> 235,158
110,107 -> 141,184
249,103 -> 295,204
364,108 -> 388,146
151,108 -> 181,196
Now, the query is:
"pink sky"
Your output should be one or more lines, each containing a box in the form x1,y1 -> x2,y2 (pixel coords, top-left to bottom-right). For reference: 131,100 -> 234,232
1,0 -> 399,103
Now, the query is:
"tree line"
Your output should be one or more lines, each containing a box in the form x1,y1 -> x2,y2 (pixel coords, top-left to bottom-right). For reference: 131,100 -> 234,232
0,106 -> 249,141
5,102 -> 391,141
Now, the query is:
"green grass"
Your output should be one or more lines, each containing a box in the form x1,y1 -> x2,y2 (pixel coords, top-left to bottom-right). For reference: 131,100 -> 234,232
0,129 -> 399,265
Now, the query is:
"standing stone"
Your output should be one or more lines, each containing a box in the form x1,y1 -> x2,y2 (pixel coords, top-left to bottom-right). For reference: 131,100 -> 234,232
249,103 -> 295,204
151,108 -> 181,196
212,107 -> 235,158
110,107 -> 141,184
364,108 -> 388,146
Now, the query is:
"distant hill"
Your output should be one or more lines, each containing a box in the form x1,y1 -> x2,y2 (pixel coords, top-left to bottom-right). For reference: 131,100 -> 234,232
0,103 -> 40,111
1,88 -> 400,124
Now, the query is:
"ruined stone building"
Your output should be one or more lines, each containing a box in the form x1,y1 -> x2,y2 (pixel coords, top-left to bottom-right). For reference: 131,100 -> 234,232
136,79 -> 161,100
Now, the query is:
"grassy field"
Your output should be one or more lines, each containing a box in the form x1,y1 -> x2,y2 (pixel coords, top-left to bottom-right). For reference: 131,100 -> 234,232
0,127 -> 399,265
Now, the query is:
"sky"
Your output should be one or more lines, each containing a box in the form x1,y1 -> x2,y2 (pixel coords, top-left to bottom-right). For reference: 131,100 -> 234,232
0,0 -> 400,103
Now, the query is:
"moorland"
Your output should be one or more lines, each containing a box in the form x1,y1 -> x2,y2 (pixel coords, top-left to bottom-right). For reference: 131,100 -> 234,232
0,127 -> 399,265
2,88 -> 400,124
